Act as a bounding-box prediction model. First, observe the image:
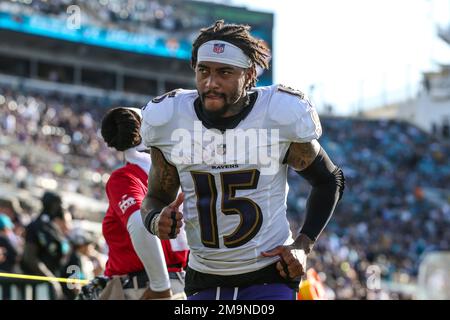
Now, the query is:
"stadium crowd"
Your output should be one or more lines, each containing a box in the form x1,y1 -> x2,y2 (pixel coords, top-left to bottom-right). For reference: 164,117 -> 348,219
1,85 -> 449,299
1,0 -> 208,34
0,86 -> 122,201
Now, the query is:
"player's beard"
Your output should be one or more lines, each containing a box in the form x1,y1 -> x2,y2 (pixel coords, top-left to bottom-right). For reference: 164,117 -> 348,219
200,89 -> 244,120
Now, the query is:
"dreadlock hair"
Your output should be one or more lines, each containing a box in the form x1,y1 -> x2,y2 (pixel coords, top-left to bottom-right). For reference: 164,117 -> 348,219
101,107 -> 142,152
191,20 -> 271,89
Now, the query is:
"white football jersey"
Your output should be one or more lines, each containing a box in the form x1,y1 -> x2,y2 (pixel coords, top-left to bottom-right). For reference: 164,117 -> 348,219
141,84 -> 322,275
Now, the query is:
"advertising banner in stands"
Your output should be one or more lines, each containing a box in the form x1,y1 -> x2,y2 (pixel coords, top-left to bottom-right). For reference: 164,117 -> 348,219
0,1 -> 273,85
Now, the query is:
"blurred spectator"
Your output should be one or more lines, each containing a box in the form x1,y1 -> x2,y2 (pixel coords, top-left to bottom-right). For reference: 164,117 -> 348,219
67,227 -> 107,278
62,227 -> 107,299
0,198 -> 26,255
21,191 -> 72,300
0,197 -> 24,223
0,214 -> 18,273
0,213 -> 20,300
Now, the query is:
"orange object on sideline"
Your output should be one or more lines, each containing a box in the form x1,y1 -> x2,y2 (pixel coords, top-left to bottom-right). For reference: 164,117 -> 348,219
297,268 -> 326,300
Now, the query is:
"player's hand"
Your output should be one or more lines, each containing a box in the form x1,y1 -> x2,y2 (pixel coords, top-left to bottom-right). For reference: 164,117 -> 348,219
140,288 -> 173,300
155,192 -> 184,239
261,245 -> 307,280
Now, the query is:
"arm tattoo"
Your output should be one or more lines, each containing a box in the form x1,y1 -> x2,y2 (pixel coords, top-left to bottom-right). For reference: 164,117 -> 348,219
286,140 -> 321,171
142,147 -> 180,214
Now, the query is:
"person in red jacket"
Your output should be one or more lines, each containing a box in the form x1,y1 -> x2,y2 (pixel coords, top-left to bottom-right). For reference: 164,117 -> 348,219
100,107 -> 189,300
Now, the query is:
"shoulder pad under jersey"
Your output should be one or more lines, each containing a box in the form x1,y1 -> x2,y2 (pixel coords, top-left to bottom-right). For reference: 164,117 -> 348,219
268,84 -> 322,142
268,84 -> 309,125
141,89 -> 182,127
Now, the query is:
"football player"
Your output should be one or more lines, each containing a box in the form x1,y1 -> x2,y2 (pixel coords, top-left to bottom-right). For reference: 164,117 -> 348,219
140,20 -> 345,300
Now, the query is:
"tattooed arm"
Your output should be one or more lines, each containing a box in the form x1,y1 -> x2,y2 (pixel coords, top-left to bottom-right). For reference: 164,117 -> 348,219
141,147 -> 184,240
286,140 -> 321,171
142,147 -> 180,214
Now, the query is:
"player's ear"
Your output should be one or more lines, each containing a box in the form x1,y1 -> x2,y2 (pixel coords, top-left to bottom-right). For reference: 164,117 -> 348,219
244,66 -> 255,87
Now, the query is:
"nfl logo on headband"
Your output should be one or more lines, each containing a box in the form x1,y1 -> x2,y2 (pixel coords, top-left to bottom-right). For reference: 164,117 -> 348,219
213,43 -> 225,54
198,40 -> 251,68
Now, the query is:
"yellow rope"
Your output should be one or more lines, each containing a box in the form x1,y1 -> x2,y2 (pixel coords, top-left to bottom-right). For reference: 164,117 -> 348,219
0,272 -> 90,285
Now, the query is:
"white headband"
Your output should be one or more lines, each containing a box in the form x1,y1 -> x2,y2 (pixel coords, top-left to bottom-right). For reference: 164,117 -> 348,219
197,40 -> 252,68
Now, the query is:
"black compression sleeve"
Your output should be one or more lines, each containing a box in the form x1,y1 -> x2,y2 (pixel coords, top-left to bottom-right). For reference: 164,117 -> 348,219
296,148 -> 345,241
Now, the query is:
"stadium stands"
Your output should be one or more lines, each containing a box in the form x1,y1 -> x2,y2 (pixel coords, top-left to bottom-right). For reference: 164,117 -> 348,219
0,86 -> 121,203
1,0 -> 205,33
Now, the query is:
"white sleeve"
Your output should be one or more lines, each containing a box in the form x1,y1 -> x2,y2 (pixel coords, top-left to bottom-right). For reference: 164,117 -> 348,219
127,210 -> 171,292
